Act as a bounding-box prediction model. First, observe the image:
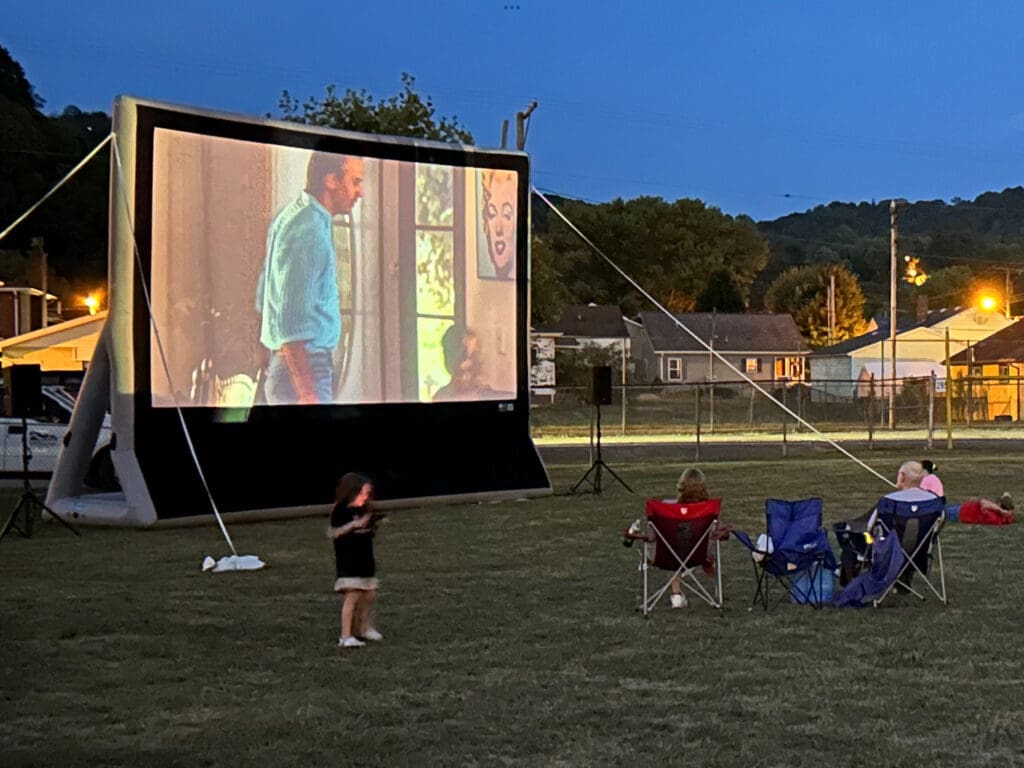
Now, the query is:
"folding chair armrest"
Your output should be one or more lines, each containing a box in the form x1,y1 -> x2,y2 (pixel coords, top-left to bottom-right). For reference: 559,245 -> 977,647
732,529 -> 768,554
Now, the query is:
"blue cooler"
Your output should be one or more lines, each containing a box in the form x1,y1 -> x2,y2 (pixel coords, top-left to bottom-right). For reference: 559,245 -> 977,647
790,563 -> 835,605
945,504 -> 960,522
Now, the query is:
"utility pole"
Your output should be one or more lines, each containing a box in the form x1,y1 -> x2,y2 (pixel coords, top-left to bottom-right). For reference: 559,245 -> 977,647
888,199 -> 904,430
515,100 -> 538,151
30,237 -> 48,329
828,272 -> 836,344
992,266 -> 1018,319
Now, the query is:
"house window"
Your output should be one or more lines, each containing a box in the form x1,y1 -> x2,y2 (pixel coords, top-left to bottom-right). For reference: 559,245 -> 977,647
666,357 -> 683,382
744,358 -> 762,373
971,365 -> 983,378
775,359 -> 786,378
999,364 -> 1010,383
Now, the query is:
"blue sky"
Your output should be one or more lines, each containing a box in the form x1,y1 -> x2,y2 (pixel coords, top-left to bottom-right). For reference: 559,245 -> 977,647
5,1 -> 1023,221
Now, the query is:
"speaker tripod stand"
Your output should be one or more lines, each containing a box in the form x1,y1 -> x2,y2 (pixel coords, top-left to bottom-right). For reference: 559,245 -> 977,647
0,414 -> 80,540
570,403 -> 632,495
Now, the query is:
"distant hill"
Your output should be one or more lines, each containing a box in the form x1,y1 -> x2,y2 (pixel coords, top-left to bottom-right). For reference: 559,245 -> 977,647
755,187 -> 1024,315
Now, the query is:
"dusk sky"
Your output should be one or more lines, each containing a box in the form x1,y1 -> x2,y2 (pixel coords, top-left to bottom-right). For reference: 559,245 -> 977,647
5,1 -> 1023,221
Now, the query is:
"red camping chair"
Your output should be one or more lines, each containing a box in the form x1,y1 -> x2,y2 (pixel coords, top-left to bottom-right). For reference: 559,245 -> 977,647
624,498 -> 724,617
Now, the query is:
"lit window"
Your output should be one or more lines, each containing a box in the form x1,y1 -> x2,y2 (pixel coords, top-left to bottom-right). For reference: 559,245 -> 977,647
744,358 -> 761,373
999,364 -> 1010,383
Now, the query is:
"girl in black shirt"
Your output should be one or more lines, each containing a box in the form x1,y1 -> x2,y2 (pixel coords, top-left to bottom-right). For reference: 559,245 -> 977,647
328,473 -> 382,648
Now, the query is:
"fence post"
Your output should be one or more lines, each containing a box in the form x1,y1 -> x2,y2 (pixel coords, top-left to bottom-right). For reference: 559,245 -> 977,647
748,383 -> 755,427
781,384 -> 788,457
945,327 -> 953,450
868,373 -> 875,450
927,372 -> 935,450
694,385 -> 702,461
967,373 -> 973,429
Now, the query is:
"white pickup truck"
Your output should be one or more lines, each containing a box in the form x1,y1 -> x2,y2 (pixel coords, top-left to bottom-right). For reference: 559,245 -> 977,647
0,385 -> 112,474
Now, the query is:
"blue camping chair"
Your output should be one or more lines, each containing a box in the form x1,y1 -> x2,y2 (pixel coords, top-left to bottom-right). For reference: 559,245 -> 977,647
871,494 -> 947,606
733,498 -> 837,610
833,493 -> 947,607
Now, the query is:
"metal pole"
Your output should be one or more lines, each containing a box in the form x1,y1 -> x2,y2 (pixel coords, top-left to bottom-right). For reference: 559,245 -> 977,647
694,385 -> 702,461
1006,268 -> 1012,320
708,337 -> 715,434
927,372 -> 935,450
945,328 -> 953,449
829,272 -> 836,343
621,342 -> 627,436
889,199 -> 899,430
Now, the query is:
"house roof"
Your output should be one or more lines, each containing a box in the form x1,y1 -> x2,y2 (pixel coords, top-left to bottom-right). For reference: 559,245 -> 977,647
537,304 -> 628,339
639,311 -> 809,353
949,319 -> 1024,364
812,306 -> 966,357
0,310 -> 107,350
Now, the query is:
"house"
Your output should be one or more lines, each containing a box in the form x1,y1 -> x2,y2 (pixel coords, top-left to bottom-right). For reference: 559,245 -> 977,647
810,306 -> 1017,399
532,304 -> 631,392
0,311 -> 107,371
948,321 -> 1024,422
634,311 -> 809,384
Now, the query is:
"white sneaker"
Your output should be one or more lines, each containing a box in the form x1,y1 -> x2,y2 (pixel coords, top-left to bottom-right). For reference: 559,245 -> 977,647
338,636 -> 366,648
670,593 -> 688,609
360,628 -> 384,642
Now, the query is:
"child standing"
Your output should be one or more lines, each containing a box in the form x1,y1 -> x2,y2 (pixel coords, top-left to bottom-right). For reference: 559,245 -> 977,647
328,473 -> 383,648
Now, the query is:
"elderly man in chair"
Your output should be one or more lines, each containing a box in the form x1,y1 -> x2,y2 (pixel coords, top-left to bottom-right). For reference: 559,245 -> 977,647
884,461 -> 941,503
836,460 -> 940,586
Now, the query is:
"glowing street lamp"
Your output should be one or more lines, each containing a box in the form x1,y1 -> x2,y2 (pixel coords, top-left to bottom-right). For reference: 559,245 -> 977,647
84,294 -> 99,315
980,295 -> 998,313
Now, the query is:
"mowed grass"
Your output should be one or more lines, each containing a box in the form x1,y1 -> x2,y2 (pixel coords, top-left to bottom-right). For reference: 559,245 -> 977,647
2,447 -> 1023,767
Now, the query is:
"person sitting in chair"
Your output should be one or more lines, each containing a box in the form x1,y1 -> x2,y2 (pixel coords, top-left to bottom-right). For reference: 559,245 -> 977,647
885,460 -> 939,502
838,460 -> 939,585
668,467 -> 710,608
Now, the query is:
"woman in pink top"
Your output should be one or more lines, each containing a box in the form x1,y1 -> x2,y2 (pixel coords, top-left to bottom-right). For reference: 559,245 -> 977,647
920,459 -> 944,497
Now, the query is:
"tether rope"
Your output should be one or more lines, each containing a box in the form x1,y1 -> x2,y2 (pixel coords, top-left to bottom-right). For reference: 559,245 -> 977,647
532,187 -> 895,487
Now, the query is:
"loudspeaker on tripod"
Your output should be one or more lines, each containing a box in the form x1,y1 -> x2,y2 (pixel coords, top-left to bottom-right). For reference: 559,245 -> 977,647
3,364 -> 42,418
587,365 -> 613,406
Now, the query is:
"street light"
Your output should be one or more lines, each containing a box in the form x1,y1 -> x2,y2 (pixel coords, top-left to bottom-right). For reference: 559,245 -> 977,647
84,294 -> 99,315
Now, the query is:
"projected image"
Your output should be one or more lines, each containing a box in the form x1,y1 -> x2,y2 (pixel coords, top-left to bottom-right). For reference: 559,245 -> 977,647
478,169 -> 517,280
149,129 -> 518,408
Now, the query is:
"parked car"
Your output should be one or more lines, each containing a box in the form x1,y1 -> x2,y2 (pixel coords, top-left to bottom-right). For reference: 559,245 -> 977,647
0,385 -> 112,474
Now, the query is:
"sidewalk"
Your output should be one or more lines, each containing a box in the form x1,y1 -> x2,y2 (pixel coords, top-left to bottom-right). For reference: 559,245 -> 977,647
533,426 -> 1024,463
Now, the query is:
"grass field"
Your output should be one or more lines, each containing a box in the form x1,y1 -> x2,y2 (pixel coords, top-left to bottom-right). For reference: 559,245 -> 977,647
2,447 -> 1023,767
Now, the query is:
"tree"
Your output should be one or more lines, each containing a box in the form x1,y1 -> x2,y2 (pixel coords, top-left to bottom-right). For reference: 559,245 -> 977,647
696,268 -> 745,312
277,73 -> 473,144
0,45 -> 43,110
765,264 -> 867,347
532,195 -> 769,323
919,265 -> 975,308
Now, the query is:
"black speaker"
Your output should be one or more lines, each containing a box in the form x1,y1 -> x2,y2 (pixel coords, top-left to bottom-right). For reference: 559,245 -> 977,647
587,365 -> 613,406
4,364 -> 42,417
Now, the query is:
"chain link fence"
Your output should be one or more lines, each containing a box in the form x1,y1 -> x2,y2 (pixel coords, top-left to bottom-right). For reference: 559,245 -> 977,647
530,375 -> 1024,441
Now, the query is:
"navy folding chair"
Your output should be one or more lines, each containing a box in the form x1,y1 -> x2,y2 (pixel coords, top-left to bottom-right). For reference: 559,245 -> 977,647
733,498 -> 837,610
871,494 -> 947,605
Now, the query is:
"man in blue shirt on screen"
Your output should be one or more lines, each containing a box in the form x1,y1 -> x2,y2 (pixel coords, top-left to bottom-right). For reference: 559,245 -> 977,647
256,152 -> 363,405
